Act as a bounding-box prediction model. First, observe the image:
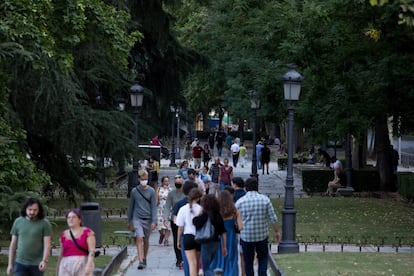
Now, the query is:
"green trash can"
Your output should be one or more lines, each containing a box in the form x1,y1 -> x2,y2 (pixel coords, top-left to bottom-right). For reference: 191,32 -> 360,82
80,202 -> 102,247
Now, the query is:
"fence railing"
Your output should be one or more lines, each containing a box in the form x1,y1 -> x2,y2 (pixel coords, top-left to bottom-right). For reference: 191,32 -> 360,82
401,152 -> 414,168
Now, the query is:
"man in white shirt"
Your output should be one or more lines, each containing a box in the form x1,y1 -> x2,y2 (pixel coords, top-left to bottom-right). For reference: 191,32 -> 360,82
230,141 -> 240,168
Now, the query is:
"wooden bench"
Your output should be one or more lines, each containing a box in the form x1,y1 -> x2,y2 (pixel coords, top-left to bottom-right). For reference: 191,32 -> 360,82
110,231 -> 135,245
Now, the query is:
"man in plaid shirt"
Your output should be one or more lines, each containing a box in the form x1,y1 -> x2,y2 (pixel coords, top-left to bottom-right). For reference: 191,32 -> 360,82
235,177 -> 281,276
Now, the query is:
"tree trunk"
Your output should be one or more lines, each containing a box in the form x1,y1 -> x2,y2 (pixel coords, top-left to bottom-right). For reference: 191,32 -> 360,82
374,116 -> 395,191
352,132 -> 367,169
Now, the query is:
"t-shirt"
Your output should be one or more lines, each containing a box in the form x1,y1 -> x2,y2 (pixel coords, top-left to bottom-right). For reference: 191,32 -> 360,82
10,216 -> 52,266
239,146 -> 247,157
175,203 -> 202,235
220,166 -> 233,184
192,146 -> 203,158
230,143 -> 240,154
61,227 -> 93,257
209,164 -> 221,183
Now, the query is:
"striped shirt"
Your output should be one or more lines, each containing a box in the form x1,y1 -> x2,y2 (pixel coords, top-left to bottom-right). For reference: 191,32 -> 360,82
235,191 -> 278,242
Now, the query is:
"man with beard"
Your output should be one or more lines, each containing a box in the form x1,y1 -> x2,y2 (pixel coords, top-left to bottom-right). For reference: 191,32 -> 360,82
7,198 -> 52,276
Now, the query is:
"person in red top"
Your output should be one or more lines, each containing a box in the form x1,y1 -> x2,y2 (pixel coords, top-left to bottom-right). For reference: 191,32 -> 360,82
57,208 -> 96,276
218,158 -> 233,191
151,135 -> 161,146
192,141 -> 203,169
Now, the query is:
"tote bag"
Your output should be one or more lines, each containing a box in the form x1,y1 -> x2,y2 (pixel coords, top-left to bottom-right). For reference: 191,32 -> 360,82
195,217 -> 215,243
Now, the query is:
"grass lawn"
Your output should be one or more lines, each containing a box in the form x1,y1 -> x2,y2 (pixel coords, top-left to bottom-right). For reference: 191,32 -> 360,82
272,197 -> 414,245
0,254 -> 113,276
275,252 -> 414,275
271,197 -> 414,275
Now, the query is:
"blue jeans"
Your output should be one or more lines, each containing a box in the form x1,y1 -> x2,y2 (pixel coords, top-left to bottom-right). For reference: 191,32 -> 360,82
14,262 -> 44,276
257,160 -> 262,170
241,238 -> 268,276
220,181 -> 230,191
201,241 -> 220,276
217,145 -> 223,156
181,235 -> 189,276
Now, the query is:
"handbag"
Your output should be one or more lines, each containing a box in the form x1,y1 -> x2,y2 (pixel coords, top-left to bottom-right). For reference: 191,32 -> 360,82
69,230 -> 100,257
194,217 -> 215,243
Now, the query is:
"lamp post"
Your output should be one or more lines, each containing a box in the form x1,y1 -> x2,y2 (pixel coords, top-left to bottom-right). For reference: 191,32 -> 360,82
176,105 -> 182,158
129,82 -> 144,191
250,90 -> 260,181
278,66 -> 303,254
169,104 -> 181,167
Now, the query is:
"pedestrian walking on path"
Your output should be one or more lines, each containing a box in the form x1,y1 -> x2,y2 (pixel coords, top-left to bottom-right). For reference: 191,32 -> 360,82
236,177 -> 281,276
127,170 -> 157,270
7,198 -> 52,276
163,175 -> 185,268
176,188 -> 203,276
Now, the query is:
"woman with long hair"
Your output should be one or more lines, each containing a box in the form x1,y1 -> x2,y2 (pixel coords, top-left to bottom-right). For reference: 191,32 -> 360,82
212,190 -> 243,276
193,194 -> 227,276
176,188 -> 204,276
57,208 -> 96,276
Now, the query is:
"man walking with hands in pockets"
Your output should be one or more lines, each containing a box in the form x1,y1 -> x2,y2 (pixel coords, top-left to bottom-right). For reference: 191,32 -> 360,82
235,177 -> 281,276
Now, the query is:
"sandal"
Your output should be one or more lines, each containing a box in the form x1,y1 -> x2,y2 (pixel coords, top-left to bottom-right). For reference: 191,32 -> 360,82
164,239 -> 169,246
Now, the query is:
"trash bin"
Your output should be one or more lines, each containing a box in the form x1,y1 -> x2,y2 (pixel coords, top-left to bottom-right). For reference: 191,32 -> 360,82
80,202 -> 102,248
127,171 -> 138,198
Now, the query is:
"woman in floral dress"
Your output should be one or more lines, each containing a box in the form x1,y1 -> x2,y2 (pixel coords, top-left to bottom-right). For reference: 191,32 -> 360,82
157,176 -> 172,246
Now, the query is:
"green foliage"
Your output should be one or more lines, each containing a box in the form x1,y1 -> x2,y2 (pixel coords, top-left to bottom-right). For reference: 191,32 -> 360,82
0,117 -> 51,232
0,0 -> 143,202
397,172 -> 414,201
302,168 -> 380,194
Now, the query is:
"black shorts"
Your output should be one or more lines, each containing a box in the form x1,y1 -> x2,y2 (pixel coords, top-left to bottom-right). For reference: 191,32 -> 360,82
183,234 -> 201,251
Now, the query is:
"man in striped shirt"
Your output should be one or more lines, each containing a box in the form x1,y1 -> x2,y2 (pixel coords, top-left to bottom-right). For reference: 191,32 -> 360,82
235,177 -> 281,276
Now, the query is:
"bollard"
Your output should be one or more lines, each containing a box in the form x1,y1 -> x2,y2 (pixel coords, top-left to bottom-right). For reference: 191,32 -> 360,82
93,268 -> 103,276
214,268 -> 223,276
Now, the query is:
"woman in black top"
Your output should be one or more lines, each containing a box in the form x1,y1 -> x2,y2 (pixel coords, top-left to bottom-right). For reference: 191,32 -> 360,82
193,195 -> 227,275
202,144 -> 211,167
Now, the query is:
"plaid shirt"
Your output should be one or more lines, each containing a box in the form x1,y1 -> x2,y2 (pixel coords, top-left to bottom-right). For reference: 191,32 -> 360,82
235,191 -> 278,242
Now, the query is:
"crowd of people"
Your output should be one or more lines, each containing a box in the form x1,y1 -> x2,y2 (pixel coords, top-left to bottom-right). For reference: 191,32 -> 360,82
6,129 -> 354,276
123,130 -> 284,275
125,144 -> 281,276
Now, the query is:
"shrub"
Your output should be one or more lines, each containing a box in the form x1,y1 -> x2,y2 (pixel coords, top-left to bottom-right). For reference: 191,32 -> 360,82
397,172 -> 414,202
302,168 -> 380,195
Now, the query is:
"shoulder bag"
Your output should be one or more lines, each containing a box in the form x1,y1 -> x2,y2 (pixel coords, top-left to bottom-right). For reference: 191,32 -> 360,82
69,229 -> 100,257
194,216 -> 215,243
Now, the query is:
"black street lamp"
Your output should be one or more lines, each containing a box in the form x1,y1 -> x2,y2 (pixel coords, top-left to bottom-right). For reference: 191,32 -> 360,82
129,82 -> 144,193
278,66 -> 303,254
250,90 -> 260,181
169,104 -> 182,167
176,105 -> 182,158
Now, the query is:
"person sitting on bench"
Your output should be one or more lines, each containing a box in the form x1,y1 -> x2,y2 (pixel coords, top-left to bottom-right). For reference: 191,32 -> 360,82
325,156 -> 344,196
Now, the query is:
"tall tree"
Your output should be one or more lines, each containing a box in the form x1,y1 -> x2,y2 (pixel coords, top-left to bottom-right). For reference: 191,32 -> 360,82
1,0 -> 142,201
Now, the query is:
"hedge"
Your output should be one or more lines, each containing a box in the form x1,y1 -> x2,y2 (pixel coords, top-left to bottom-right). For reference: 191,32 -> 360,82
302,168 -> 380,195
397,172 -> 414,202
